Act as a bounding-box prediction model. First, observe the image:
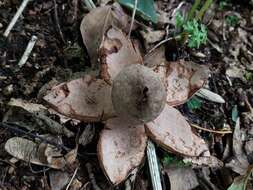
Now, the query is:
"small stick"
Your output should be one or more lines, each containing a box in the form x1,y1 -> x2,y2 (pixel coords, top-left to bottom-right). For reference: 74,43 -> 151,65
190,123 -> 232,134
18,35 -> 37,68
0,122 -> 69,152
3,0 -> 31,37
146,37 -> 173,54
196,0 -> 213,21
146,35 -> 182,55
53,0 -> 65,43
72,0 -> 79,23
247,50 -> 253,57
66,167 -> 79,190
147,140 -> 162,190
1,122 -> 93,158
128,0 -> 138,38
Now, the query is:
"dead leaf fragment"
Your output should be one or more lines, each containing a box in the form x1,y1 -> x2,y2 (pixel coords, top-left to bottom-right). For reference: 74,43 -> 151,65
5,137 -> 65,169
43,75 -> 115,122
144,45 -> 167,68
140,28 -> 165,49
78,124 -> 95,147
145,105 -> 209,156
8,98 -> 47,113
226,118 -> 249,175
49,171 -> 70,190
3,106 -> 74,137
98,118 -> 147,185
165,167 -> 199,190
80,4 -> 132,66
228,164 -> 253,190
99,27 -> 142,83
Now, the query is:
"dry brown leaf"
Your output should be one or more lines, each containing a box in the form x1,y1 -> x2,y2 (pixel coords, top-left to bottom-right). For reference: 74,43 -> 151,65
144,45 -> 166,68
49,171 -> 70,190
226,118 -> 249,175
5,137 -> 66,169
98,118 -> 147,185
165,167 -> 199,190
145,104 -> 209,156
3,106 -> 74,137
64,146 -> 78,165
43,75 -> 115,122
80,3 -> 131,66
99,27 -> 142,83
78,124 -> 95,147
140,28 -> 165,50
8,98 -> 47,113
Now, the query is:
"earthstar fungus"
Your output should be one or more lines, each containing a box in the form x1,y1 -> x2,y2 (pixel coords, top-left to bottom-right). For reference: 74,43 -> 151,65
43,5 -> 210,185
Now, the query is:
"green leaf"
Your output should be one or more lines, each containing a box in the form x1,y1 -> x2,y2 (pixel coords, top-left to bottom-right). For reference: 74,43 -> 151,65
187,96 -> 202,110
232,105 -> 238,122
225,15 -> 239,27
162,154 -> 191,167
196,0 -> 213,21
117,0 -> 158,23
244,71 -> 253,81
176,11 -> 184,28
183,19 -> 207,48
227,164 -> 253,190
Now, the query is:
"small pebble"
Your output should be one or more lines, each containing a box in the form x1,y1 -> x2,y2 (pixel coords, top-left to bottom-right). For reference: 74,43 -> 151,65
3,84 -> 14,96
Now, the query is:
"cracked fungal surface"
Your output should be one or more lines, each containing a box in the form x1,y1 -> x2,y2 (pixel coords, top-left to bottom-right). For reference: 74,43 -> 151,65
112,64 -> 167,124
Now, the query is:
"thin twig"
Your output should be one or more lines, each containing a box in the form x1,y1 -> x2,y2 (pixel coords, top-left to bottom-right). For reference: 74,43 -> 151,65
171,2 -> 185,17
146,37 -> 173,55
146,34 -> 183,55
66,167 -> 79,190
71,0 -> 79,23
53,0 -> 65,43
18,35 -> 37,68
245,97 -> 253,114
3,0 -> 31,37
247,50 -> 253,57
0,122 -> 68,151
85,163 -> 102,190
187,0 -> 200,21
1,122 -> 94,157
190,123 -> 232,134
128,0 -> 138,38
196,0 -> 213,21
147,140 -> 162,190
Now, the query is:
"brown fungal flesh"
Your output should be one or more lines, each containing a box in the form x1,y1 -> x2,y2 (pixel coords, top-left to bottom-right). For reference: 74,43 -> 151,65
111,64 -> 166,124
